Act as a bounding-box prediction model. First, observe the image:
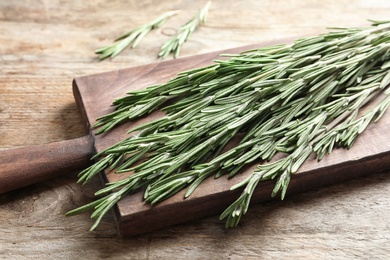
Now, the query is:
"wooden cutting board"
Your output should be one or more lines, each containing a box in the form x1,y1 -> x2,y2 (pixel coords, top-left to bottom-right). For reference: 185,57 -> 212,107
2,40 -> 390,237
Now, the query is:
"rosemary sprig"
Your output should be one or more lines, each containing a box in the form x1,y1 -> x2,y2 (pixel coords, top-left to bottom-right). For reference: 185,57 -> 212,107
68,21 -> 390,231
95,10 -> 179,60
158,2 -> 211,59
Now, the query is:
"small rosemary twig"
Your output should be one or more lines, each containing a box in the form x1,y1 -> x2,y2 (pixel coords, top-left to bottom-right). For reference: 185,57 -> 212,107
158,2 -> 211,59
96,10 -> 179,60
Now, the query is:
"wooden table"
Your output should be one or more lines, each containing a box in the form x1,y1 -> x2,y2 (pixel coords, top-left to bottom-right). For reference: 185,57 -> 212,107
1,0 -> 390,258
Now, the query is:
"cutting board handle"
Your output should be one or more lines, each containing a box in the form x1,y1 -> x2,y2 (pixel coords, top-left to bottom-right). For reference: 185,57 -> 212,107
0,135 -> 95,194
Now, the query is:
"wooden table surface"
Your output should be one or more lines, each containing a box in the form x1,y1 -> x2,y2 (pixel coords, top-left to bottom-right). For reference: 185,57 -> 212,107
1,0 -> 390,259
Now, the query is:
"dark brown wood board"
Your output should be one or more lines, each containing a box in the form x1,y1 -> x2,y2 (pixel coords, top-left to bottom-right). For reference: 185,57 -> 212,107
72,42 -> 390,237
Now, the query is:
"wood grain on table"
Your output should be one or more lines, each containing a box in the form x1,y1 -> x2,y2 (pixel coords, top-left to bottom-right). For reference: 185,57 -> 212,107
1,0 -> 390,259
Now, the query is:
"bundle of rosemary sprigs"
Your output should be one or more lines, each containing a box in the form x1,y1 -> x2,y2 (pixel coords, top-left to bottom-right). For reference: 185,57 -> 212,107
67,20 -> 390,231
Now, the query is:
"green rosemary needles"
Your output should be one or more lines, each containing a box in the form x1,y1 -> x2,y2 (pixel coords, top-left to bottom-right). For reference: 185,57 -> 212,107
95,10 -> 179,60
159,2 -> 211,59
69,20 -> 390,231
96,2 -> 211,60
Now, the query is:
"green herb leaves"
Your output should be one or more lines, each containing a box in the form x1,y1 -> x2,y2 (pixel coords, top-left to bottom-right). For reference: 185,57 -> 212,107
96,11 -> 179,60
159,2 -> 211,59
96,2 -> 211,60
71,21 -> 390,231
